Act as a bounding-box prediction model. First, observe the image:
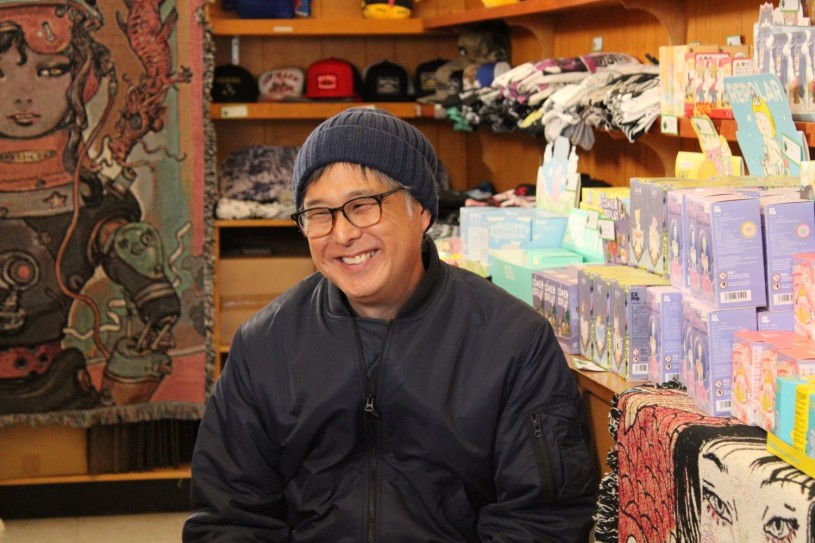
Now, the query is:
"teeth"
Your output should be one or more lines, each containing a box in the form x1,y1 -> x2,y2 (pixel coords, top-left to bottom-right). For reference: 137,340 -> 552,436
342,251 -> 374,265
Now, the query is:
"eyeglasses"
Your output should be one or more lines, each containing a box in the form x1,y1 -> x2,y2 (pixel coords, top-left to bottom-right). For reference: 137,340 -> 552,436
291,186 -> 409,238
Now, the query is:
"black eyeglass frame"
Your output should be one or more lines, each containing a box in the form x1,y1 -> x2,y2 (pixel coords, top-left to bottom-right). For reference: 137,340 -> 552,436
291,186 -> 410,238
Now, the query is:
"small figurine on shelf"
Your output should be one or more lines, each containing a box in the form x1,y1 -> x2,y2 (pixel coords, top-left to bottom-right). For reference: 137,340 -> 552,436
362,0 -> 413,19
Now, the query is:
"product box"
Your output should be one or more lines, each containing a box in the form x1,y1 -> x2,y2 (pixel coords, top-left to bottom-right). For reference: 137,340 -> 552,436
794,253 -> 815,340
609,274 -> 671,380
459,207 -> 568,271
684,296 -> 757,416
535,266 -> 580,354
760,196 -> 815,311
684,191 -> 766,309
576,264 -> 627,363
757,309 -> 795,331
731,330 -> 802,425
792,380 -> 815,450
758,343 -> 815,431
531,270 -> 556,327
592,275 -> 615,370
646,286 -> 683,384
490,248 -> 583,306
561,208 -> 604,263
776,376 -> 811,446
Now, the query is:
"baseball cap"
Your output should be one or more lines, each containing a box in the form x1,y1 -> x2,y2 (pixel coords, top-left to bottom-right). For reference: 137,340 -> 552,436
305,57 -> 363,100
219,145 -> 299,203
363,60 -> 410,102
258,67 -> 305,101
414,58 -> 449,98
212,64 -> 259,103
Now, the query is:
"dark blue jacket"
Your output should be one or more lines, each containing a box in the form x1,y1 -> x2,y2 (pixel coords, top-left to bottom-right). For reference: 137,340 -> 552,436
184,241 -> 597,542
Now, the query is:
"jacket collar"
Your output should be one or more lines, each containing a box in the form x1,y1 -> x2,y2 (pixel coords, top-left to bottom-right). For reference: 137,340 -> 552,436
326,235 -> 443,320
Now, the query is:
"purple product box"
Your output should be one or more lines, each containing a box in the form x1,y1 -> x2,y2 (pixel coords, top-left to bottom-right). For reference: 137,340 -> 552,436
680,296 -> 695,390
760,197 -> 815,311
592,276 -> 614,369
628,179 -> 651,271
531,271 -> 555,325
577,268 -> 595,360
757,308 -> 795,331
534,268 -> 580,354
643,183 -> 670,276
647,286 -> 683,384
667,189 -> 686,289
552,267 -> 580,354
609,283 -> 650,379
685,192 -> 766,309
687,296 -> 757,417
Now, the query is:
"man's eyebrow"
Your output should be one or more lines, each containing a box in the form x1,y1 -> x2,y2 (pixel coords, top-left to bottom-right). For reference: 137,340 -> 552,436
703,452 -> 726,473
304,190 -> 377,208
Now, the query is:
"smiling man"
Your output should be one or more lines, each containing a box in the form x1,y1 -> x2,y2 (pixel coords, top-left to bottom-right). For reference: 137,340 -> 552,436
184,107 -> 597,542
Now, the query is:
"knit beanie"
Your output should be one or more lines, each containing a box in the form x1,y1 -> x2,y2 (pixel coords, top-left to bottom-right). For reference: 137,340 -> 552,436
292,107 -> 439,225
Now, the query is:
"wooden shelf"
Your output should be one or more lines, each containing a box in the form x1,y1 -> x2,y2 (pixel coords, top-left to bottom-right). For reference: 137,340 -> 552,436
0,466 -> 191,487
210,101 -> 436,121
672,117 -> 815,147
208,4 -> 427,36
423,0 -> 616,28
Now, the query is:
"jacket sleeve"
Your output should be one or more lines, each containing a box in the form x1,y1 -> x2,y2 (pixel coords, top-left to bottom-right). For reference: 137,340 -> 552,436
477,323 -> 598,542
183,328 -> 291,542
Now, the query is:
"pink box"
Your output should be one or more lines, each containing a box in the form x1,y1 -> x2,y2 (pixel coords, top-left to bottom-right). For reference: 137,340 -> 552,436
731,330 -> 802,425
757,341 -> 815,431
793,253 -> 815,340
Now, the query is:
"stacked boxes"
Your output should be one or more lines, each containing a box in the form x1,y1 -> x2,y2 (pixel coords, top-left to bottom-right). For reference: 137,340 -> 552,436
490,248 -> 582,306
794,253 -> 815,340
459,207 -> 568,275
731,330 -> 802,425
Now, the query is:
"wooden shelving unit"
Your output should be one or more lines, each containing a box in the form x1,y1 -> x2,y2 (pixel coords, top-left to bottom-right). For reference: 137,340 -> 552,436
210,101 -> 437,120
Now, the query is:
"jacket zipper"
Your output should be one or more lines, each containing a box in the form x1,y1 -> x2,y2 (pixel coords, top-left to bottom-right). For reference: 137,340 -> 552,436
352,317 -> 394,543
527,410 -> 557,502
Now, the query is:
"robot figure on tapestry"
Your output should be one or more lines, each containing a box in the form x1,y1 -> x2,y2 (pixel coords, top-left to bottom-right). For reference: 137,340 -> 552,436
0,0 -> 206,422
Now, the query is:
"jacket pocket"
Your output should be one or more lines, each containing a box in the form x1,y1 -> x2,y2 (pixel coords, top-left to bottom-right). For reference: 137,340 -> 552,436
526,402 -> 595,502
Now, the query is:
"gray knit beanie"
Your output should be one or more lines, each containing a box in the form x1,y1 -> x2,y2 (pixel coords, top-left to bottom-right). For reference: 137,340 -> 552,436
292,107 -> 439,225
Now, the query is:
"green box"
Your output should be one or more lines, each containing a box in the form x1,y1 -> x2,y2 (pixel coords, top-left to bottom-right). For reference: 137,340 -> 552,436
490,248 -> 583,306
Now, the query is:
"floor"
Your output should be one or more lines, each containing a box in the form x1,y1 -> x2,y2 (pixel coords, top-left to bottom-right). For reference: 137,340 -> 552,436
0,512 -> 189,543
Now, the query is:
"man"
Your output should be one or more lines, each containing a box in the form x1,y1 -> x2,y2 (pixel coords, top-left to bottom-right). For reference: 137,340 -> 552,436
184,108 -> 597,542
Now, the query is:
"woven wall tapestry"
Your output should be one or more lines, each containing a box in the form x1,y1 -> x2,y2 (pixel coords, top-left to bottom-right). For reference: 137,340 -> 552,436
594,384 -> 815,543
0,0 -> 212,427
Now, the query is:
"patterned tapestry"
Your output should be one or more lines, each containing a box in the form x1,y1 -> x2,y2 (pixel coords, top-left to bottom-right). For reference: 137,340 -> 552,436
595,383 -> 815,542
0,0 -> 212,427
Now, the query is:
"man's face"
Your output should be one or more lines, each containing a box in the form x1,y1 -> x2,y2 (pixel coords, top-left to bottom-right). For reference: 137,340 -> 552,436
302,163 -> 430,319
0,47 -> 72,139
699,438 -> 812,542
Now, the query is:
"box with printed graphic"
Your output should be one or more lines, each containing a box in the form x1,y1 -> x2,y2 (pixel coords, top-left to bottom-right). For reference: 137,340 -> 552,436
490,248 -> 582,307
609,274 -> 670,381
793,253 -> 815,340
731,330 -> 802,426
761,196 -> 815,311
646,286 -> 683,384
683,296 -> 757,417
684,191 -> 766,309
459,207 -> 568,271
757,342 -> 815,432
758,308 -> 795,331
535,266 -> 580,354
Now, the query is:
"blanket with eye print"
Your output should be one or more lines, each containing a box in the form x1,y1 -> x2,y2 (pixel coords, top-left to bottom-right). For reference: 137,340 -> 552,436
594,383 -> 815,543
0,0 -> 214,428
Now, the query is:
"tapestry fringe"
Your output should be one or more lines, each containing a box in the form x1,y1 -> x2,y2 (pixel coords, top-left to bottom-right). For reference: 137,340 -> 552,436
0,403 -> 205,429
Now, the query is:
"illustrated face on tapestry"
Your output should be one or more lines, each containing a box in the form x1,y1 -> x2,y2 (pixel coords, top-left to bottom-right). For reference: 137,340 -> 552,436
0,1 -> 207,425
698,436 -> 815,542
0,46 -> 71,138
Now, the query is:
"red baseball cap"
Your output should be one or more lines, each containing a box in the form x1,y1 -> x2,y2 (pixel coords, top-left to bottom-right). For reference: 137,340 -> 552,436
305,58 -> 363,100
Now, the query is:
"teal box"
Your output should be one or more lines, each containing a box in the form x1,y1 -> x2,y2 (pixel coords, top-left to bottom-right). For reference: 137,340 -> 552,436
460,208 -> 568,270
490,248 -> 583,306
776,375 -> 807,446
